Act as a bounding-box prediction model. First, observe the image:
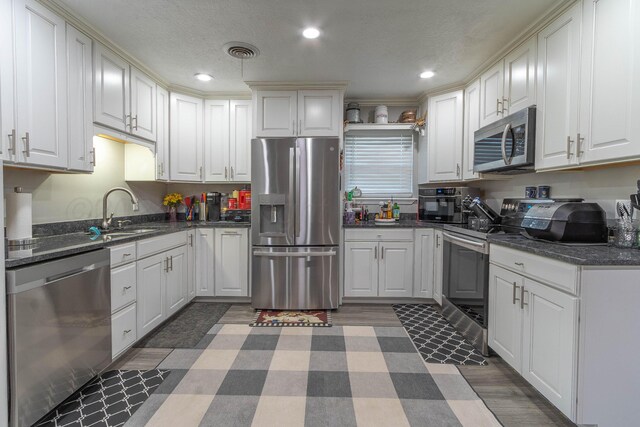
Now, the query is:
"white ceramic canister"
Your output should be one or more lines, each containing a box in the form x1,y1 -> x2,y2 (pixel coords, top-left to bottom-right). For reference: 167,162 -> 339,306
374,105 -> 388,124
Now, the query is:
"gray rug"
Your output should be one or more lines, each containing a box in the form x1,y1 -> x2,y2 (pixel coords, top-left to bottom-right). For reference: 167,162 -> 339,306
135,302 -> 231,348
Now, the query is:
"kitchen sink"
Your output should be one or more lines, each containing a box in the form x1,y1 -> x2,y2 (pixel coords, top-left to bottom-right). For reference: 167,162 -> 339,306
104,228 -> 158,236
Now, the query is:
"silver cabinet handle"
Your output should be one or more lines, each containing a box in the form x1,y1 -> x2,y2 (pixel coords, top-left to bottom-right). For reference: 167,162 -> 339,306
514,262 -> 524,267
225,166 -> 228,179
374,246 -> 378,259
7,128 -> 16,154
512,282 -> 520,305
124,329 -> 132,334
170,255 -> 173,271
123,253 -> 132,257
161,163 -> 165,176
502,97 -> 509,114
189,234 -> 194,247
381,246 -> 384,260
90,147 -> 96,166
292,120 -> 295,135
125,114 -> 131,129
230,166 -> 234,180
496,99 -> 502,115
123,286 -> 132,290
566,136 -> 574,159
436,235 -> 440,248
222,231 -> 239,235
200,166 -> 203,180
133,115 -> 138,130
577,133 -> 584,157
299,119 -> 302,135
521,286 -> 528,309
456,163 -> 460,177
164,257 -> 170,272
21,132 -> 30,157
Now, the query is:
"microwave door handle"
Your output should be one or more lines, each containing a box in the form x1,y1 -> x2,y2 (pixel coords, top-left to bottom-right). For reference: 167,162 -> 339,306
500,123 -> 511,165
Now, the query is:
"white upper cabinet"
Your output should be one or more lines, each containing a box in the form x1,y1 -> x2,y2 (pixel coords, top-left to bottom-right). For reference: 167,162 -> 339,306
130,67 -> 156,141
94,43 -> 130,132
204,99 -> 252,182
66,24 -> 94,172
578,0 -> 640,164
255,90 -> 297,137
13,0 -> 68,168
535,2 -> 582,171
155,86 -> 170,180
1,0 -> 15,162
255,89 -> 341,137
427,90 -> 464,182
170,92 -> 203,182
204,99 -> 230,181
297,90 -> 341,137
503,36 -> 537,115
479,62 -> 504,127
229,100 -> 252,182
463,79 -> 481,180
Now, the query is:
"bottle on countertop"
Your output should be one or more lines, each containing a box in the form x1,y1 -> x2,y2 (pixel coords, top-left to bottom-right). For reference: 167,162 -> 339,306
393,202 -> 400,220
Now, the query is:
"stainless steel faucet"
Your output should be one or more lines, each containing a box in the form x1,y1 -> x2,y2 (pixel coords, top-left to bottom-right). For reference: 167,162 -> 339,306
102,187 -> 139,230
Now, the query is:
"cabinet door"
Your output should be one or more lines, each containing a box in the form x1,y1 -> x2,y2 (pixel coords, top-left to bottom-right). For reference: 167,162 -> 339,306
0,0 -> 15,162
66,24 -> 94,172
204,99 -> 230,182
195,228 -> 214,296
578,0 -> 640,164
187,230 -> 195,301
136,252 -> 166,338
379,242 -> 413,297
427,90 -> 463,182
413,230 -> 434,298
130,67 -> 156,141
170,92 -> 203,181
155,86 -> 170,180
344,241 -> 378,297
503,36 -> 536,115
165,245 -> 188,317
462,79 -> 481,180
255,90 -> 297,137
433,231 -> 444,305
229,99 -> 252,182
535,3 -> 582,170
521,278 -> 578,418
488,265 -> 524,372
297,90 -> 340,137
479,61 -> 504,127
94,43 -> 130,132
214,228 -> 248,296
14,0 -> 67,168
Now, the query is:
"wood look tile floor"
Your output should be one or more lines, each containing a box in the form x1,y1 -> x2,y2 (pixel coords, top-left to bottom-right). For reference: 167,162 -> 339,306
116,303 -> 575,427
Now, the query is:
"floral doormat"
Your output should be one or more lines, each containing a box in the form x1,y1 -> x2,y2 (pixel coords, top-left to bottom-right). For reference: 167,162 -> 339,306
250,309 -> 332,327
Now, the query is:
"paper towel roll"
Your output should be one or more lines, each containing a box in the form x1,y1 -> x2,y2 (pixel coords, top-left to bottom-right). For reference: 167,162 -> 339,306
6,189 -> 32,241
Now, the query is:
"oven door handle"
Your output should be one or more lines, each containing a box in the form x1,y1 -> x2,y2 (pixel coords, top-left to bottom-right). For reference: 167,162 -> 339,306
442,232 -> 489,254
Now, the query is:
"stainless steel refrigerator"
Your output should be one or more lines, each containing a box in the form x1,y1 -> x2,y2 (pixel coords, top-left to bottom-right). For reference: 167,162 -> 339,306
251,137 -> 340,309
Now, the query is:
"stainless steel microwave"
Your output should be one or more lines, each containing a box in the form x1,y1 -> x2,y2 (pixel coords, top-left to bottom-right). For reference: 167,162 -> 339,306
473,106 -> 536,173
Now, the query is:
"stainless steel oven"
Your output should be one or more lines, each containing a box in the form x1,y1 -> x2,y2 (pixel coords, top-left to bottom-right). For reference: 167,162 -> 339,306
418,187 -> 479,223
441,227 -> 490,356
473,106 -> 536,173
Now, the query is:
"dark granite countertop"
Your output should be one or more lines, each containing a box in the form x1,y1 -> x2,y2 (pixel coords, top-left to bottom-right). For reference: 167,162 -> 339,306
6,220 -> 251,269
487,234 -> 640,266
343,220 -> 445,229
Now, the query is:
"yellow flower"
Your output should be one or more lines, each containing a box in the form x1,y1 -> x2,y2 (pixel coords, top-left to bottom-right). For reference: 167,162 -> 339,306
163,193 -> 183,207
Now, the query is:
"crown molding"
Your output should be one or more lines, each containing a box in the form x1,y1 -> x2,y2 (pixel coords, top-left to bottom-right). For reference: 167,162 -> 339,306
244,81 -> 349,91
166,84 -> 252,99
343,98 -> 419,107
417,82 -> 466,104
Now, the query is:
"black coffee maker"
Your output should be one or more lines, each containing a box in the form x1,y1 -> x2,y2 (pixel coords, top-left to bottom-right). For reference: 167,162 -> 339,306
206,192 -> 221,221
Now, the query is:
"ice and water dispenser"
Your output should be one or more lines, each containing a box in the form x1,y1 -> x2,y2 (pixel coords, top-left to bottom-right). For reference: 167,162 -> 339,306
258,194 -> 286,236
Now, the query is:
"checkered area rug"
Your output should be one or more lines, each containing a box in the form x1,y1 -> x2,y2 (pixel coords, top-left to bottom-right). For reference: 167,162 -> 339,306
125,324 -> 499,426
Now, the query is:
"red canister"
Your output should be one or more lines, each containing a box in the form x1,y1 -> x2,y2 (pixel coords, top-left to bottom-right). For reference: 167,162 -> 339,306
228,198 -> 238,209
238,190 -> 251,210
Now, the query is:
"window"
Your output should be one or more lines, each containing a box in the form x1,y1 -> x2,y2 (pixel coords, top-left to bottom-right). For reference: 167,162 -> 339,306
344,130 -> 414,197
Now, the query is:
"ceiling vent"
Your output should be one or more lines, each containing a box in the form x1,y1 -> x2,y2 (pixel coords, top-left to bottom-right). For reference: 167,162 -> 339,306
223,42 -> 260,59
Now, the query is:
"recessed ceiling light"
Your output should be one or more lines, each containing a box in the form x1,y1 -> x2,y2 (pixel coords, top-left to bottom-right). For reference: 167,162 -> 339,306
194,73 -> 213,82
420,70 -> 435,79
302,27 -> 320,39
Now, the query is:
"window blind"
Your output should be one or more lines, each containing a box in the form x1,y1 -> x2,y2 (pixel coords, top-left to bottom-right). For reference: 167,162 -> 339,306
344,130 -> 414,197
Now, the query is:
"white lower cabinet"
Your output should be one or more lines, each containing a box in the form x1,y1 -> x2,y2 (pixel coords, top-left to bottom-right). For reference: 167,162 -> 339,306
187,230 -> 196,300
109,243 -> 138,359
432,230 -> 444,305
489,253 -> 578,419
214,228 -> 249,296
111,303 -> 137,358
195,228 -> 215,296
413,230 -> 435,298
165,245 -> 188,317
343,230 -> 413,298
136,252 -> 166,338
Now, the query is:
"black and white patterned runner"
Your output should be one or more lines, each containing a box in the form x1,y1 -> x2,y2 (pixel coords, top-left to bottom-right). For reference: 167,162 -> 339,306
393,304 -> 487,366
35,369 -> 169,427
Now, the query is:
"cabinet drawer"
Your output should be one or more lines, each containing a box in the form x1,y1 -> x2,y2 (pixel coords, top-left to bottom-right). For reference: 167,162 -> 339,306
110,243 -> 137,267
111,303 -> 137,358
344,229 -> 413,242
137,232 -> 186,259
490,245 -> 579,295
111,262 -> 137,313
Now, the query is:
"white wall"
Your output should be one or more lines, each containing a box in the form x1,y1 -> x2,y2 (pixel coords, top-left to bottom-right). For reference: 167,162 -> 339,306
3,137 -> 167,224
477,163 -> 640,219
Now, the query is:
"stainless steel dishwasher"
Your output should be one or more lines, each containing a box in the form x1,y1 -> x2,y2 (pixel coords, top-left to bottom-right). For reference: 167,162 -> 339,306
6,249 -> 111,427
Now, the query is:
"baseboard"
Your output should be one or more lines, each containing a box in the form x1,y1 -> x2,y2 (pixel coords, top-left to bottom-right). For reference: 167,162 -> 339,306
340,297 -> 435,305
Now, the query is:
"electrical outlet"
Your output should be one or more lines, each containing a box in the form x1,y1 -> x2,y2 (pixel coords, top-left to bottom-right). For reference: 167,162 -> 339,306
615,199 -> 632,218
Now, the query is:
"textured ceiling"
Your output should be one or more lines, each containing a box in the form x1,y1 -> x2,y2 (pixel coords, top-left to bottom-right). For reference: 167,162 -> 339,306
58,0 -> 562,98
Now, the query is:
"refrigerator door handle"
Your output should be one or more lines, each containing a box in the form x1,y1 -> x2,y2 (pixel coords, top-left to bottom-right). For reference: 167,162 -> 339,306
295,144 -> 301,238
253,250 -> 336,257
288,147 -> 296,242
